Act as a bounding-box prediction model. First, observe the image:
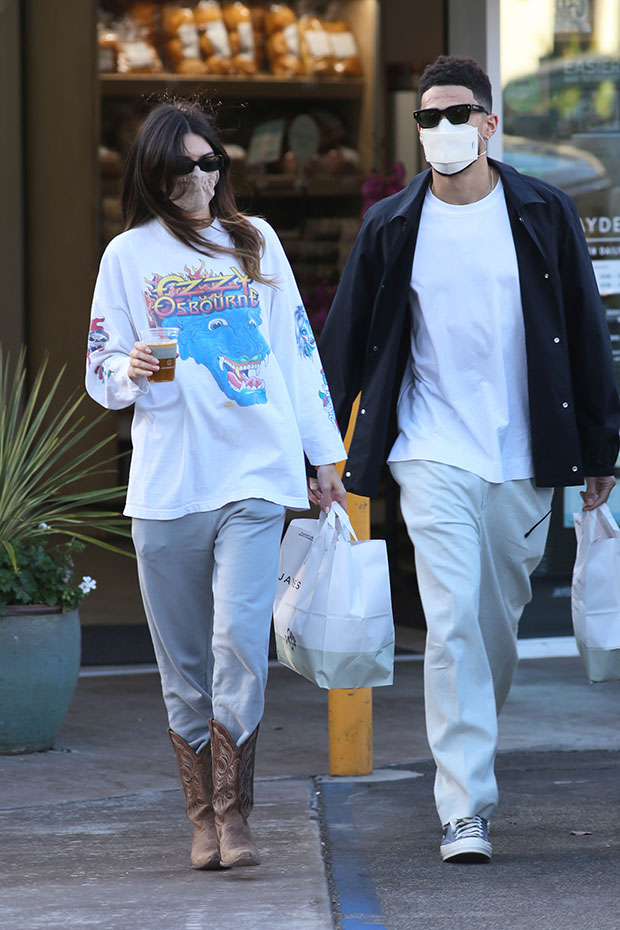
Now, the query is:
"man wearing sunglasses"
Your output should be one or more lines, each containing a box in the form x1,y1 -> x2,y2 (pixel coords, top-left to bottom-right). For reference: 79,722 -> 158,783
318,55 -> 620,864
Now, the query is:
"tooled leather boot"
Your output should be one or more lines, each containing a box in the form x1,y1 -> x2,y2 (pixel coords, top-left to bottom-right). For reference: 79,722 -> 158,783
209,718 -> 260,867
169,729 -> 221,870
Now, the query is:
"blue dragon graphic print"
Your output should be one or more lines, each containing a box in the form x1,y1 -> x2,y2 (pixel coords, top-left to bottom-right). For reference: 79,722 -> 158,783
294,304 -> 317,359
143,264 -> 269,406
293,304 -> 338,429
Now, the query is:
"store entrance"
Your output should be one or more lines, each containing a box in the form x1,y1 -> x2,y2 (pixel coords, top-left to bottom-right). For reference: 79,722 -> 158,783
16,0 -> 445,664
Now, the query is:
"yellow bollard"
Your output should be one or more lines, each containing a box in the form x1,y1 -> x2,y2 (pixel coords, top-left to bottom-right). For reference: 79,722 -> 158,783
328,684 -> 373,775
328,396 -> 373,775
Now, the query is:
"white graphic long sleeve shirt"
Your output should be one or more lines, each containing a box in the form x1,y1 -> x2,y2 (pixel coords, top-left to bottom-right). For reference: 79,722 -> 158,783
86,216 -> 345,519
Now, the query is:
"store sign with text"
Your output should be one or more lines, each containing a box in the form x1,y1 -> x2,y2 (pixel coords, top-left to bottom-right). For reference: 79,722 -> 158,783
563,212 -> 620,526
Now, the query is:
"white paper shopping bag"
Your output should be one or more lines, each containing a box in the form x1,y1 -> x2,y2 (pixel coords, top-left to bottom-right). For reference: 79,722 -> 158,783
273,502 -> 394,689
571,502 -> 620,682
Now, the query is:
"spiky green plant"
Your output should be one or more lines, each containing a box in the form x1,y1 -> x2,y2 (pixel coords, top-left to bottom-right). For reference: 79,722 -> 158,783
0,348 -> 131,574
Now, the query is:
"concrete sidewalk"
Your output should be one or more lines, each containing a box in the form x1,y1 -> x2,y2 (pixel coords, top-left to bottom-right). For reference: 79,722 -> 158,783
1,650 -> 619,930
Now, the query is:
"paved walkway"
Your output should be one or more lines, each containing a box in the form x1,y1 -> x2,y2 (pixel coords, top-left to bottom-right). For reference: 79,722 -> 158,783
1,651 -> 619,930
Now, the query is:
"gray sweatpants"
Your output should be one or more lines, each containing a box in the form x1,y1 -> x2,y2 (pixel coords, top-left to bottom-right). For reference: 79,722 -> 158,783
132,499 -> 285,752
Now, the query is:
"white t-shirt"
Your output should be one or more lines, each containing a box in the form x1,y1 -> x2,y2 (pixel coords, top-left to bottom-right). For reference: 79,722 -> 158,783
86,217 -> 346,518
388,179 -> 534,483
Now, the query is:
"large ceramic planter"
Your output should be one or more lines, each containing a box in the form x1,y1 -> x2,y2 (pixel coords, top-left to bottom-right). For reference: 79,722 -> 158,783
0,607 -> 81,753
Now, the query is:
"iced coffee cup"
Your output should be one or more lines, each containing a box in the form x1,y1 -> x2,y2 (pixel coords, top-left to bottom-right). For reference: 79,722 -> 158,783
139,327 -> 179,383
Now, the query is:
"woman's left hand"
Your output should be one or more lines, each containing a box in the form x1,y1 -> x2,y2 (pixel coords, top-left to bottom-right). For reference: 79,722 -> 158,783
308,465 -> 348,513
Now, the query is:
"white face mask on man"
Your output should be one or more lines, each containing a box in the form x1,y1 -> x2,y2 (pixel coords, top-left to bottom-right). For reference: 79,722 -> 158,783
171,169 -> 220,214
420,120 -> 486,176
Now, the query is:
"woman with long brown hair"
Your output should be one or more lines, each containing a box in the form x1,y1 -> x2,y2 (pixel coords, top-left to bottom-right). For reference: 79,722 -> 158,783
86,100 -> 346,870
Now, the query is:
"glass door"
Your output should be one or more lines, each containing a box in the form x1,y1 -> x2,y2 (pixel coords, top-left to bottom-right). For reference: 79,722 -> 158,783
501,0 -> 620,526
499,1 -> 620,633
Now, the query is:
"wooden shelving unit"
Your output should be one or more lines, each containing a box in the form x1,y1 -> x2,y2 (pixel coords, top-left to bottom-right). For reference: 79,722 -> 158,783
97,0 -> 379,290
98,0 -> 379,173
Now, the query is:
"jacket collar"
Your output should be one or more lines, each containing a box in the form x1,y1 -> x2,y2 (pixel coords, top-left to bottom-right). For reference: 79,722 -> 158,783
491,158 -> 547,229
491,159 -> 548,258
390,157 -> 546,222
392,169 -> 431,221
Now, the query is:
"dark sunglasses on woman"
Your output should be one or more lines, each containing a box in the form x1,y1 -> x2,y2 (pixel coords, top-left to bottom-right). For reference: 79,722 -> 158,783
413,103 -> 488,129
174,153 -> 224,175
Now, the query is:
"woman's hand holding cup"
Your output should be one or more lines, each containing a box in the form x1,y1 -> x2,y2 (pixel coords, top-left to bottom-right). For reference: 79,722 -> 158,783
129,328 -> 180,383
128,341 -> 160,383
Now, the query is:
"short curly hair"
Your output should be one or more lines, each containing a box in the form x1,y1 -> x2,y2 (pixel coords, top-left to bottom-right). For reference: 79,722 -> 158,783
418,55 -> 492,111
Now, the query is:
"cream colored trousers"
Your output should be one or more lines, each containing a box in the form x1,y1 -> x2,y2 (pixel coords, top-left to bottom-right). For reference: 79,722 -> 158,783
390,460 -> 553,825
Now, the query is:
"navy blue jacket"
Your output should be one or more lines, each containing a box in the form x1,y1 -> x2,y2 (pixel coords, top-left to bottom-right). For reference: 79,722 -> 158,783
319,159 -> 620,497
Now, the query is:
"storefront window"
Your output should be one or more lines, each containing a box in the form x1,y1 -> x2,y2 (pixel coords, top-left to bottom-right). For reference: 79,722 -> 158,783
501,0 -> 620,524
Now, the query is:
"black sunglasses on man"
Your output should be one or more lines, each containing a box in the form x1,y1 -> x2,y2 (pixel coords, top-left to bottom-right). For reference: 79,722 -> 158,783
413,103 -> 488,129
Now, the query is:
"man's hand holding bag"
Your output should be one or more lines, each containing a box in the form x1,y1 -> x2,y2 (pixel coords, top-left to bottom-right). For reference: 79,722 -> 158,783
273,502 -> 394,689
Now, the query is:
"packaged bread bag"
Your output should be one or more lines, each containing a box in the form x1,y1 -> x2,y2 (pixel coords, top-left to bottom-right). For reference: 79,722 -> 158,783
126,2 -> 158,32
298,13 -> 333,76
223,1 -> 258,74
326,19 -> 362,76
116,15 -> 163,73
194,0 -> 234,73
248,3 -> 268,72
97,19 -> 120,73
265,2 -> 303,76
161,3 -> 208,74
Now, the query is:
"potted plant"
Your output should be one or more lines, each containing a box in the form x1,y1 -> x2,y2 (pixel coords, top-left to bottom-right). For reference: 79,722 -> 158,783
0,348 -> 131,753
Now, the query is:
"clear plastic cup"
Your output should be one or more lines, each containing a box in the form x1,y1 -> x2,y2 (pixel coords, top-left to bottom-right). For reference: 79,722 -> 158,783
139,327 -> 179,383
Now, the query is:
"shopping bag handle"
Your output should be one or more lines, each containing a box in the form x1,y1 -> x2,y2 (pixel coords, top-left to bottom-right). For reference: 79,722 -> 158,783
574,502 -> 620,545
327,501 -> 358,542
315,502 -> 358,547
594,502 -> 620,539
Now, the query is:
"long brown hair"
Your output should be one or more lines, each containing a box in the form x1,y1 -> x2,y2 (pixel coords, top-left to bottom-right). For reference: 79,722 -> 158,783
121,101 -> 271,285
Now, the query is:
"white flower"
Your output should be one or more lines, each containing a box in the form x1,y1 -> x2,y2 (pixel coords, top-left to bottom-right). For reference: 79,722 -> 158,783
38,522 -> 51,530
79,576 -> 97,594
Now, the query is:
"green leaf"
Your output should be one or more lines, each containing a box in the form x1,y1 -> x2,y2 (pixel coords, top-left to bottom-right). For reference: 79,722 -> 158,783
0,347 -> 133,606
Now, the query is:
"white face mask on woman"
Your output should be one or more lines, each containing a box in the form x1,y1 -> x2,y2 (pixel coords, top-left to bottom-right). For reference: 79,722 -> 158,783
171,169 -> 220,214
420,121 -> 486,176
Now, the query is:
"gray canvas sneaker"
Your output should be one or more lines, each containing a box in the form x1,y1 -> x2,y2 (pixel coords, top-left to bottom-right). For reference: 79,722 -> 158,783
440,816 -> 492,863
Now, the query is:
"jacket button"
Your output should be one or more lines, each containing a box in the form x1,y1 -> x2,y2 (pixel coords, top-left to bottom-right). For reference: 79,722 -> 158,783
360,408 -> 366,414
572,466 -> 578,472
372,345 -> 379,352
518,216 -> 523,222
544,272 -> 550,279
562,401 -> 569,408
554,337 -> 560,343
345,471 -> 351,478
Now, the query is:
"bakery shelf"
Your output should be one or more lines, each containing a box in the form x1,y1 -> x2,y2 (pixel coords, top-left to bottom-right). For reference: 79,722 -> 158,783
99,73 -> 364,100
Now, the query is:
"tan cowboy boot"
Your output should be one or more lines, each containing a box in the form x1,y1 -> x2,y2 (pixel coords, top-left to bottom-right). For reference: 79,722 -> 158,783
209,718 -> 260,867
169,729 -> 221,870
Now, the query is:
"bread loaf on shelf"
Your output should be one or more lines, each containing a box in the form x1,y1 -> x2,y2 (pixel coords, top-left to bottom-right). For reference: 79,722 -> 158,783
326,20 -> 362,76
223,1 -> 259,74
125,2 -> 158,32
161,3 -> 208,74
98,25 -> 120,73
116,35 -> 163,73
248,3 -> 268,72
195,0 -> 235,73
298,14 -> 333,76
265,3 -> 303,76
97,0 -> 363,81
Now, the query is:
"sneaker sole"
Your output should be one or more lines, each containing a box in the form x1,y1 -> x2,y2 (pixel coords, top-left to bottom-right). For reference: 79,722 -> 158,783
440,839 -> 492,863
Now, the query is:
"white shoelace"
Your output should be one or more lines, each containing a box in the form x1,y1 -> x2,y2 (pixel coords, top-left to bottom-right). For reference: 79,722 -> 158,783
453,816 -> 487,839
